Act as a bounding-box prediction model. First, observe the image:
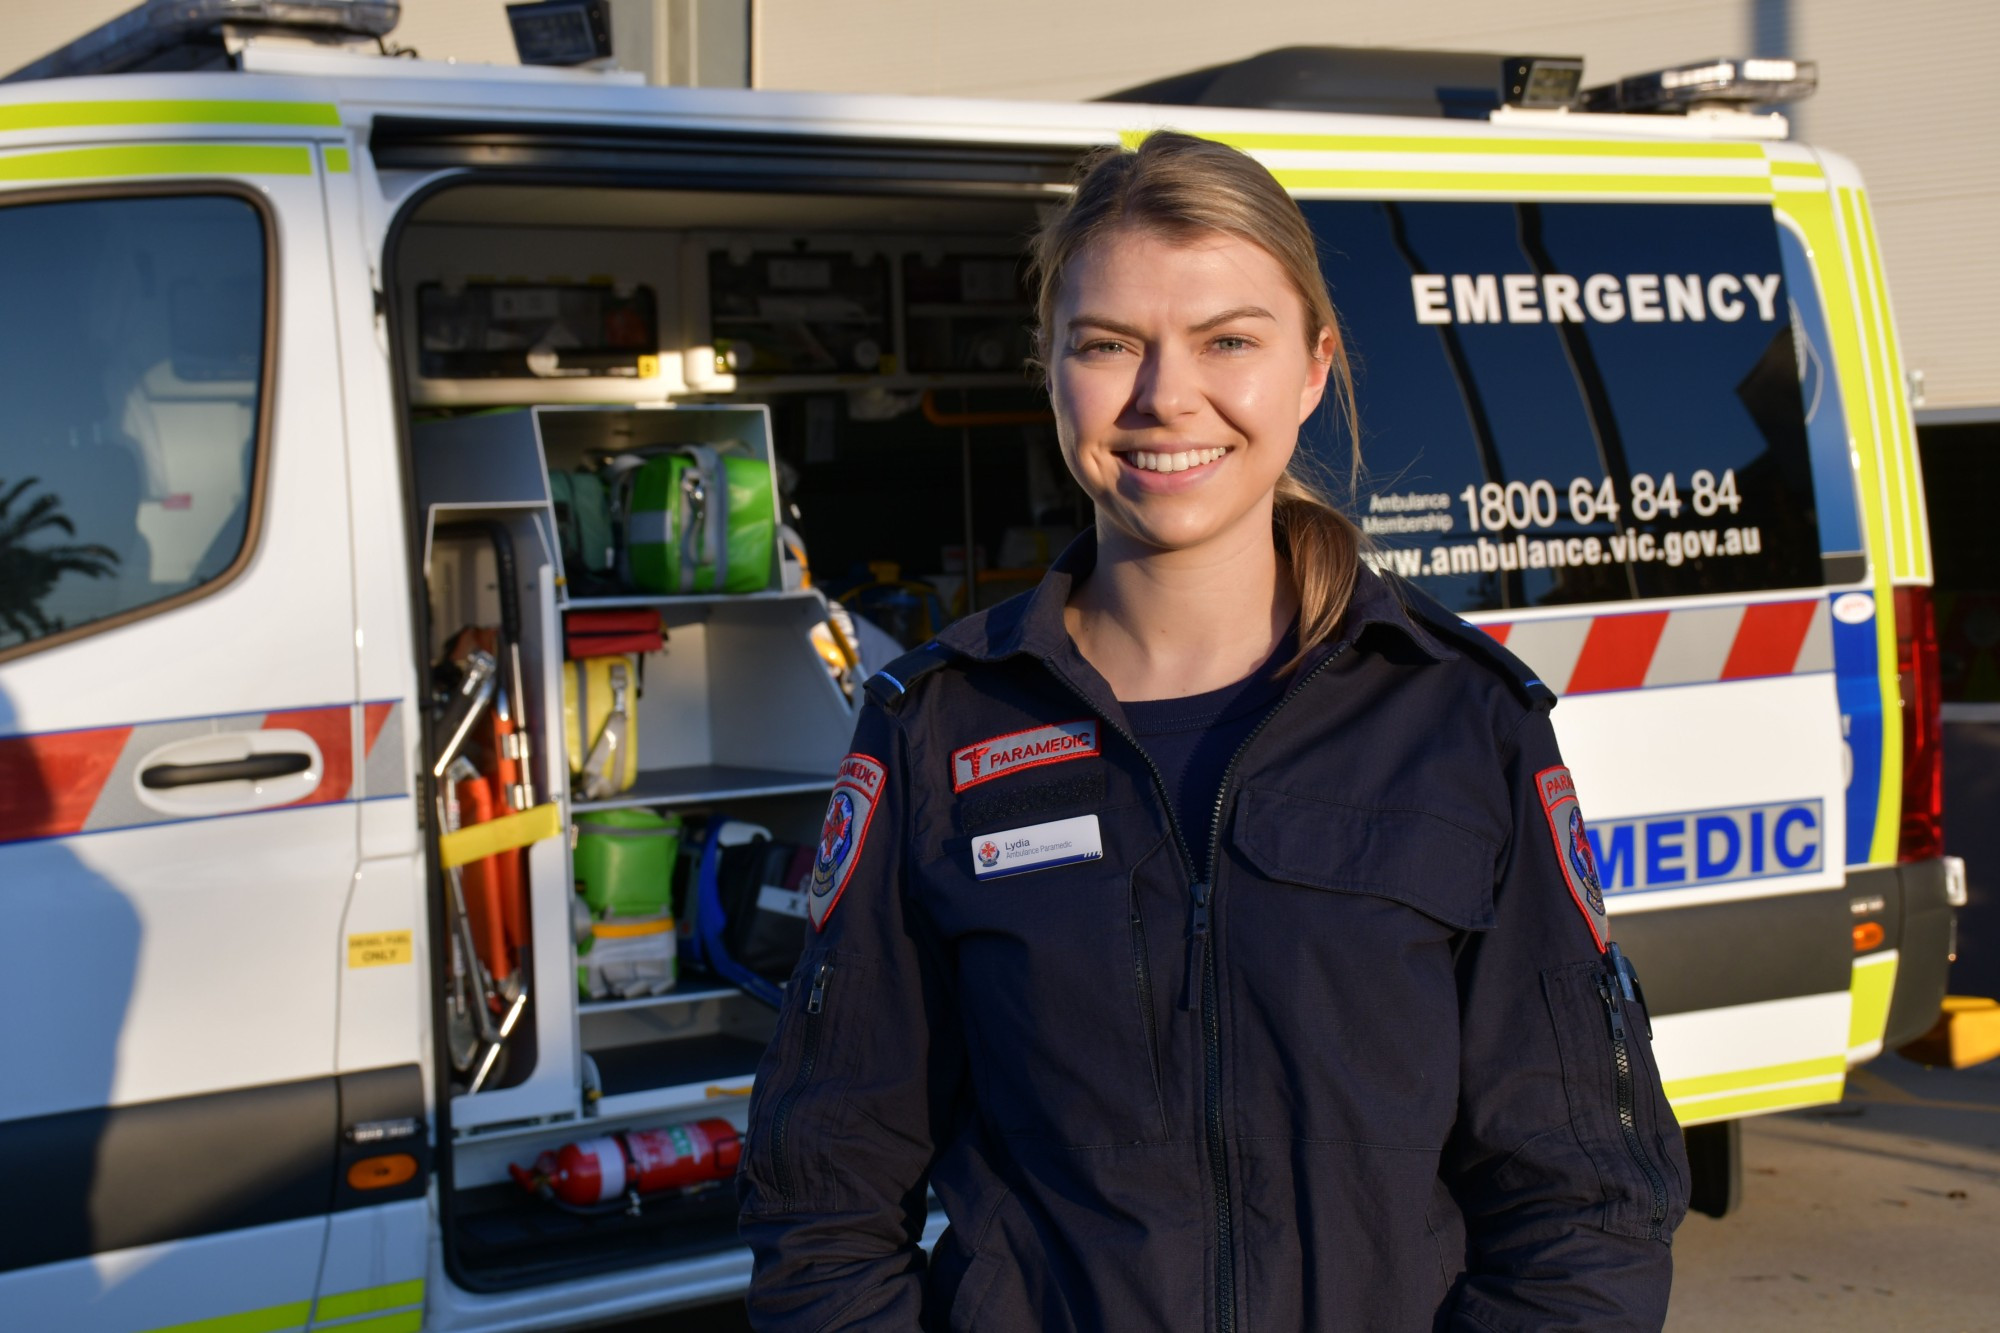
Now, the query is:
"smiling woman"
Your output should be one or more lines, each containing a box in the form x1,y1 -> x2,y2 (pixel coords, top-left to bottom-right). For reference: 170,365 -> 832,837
738,131 -> 1690,1333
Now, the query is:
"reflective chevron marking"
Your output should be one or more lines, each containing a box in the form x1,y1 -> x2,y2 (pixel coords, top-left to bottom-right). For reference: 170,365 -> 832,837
1479,598 -> 1830,696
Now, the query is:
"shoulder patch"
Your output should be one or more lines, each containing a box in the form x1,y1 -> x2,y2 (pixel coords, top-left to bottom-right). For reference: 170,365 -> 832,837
1536,765 -> 1607,953
807,753 -> 886,931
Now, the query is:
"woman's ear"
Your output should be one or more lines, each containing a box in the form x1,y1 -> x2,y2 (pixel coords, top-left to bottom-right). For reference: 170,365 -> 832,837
1298,325 -> 1335,422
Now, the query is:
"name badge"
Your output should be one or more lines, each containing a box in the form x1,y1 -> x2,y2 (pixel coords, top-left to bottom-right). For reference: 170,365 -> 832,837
971,815 -> 1103,880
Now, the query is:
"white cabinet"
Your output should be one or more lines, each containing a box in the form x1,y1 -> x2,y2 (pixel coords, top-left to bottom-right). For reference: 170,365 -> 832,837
414,405 -> 854,1149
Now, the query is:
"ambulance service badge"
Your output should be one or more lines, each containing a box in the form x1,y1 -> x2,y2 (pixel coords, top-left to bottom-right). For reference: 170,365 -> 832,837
808,753 -> 885,931
1536,765 -> 1608,952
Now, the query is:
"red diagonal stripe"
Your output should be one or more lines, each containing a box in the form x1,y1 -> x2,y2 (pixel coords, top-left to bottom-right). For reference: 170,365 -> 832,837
1565,612 -> 1669,694
265,706 -> 353,808
1481,622 -> 1513,646
362,702 -> 394,756
1721,601 -> 1819,680
0,726 -> 132,841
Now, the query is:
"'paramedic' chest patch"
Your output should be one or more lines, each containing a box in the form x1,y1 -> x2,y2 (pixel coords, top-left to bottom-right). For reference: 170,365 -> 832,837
1537,765 -> 1608,952
808,753 -> 885,931
952,719 -> 1098,792
971,815 -> 1103,880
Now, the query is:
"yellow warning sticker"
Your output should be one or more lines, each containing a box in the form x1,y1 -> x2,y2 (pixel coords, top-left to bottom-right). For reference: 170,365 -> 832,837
348,930 -> 414,968
637,353 -> 660,378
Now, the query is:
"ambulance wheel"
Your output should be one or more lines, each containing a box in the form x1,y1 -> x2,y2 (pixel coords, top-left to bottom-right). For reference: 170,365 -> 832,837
1684,1119 -> 1741,1218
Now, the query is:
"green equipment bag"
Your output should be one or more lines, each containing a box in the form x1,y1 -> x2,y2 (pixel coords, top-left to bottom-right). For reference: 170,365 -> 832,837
621,445 -> 775,594
548,468 -> 619,595
572,808 -> 680,916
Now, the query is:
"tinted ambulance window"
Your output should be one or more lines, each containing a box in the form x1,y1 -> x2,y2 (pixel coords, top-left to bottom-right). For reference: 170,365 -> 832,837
0,195 -> 265,655
1302,200 -> 1824,612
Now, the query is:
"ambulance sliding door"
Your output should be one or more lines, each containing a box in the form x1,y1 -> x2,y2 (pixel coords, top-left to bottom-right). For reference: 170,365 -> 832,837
0,139 -> 412,1331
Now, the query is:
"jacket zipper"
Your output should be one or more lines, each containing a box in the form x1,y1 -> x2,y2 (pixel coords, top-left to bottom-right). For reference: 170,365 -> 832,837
1597,945 -> 1668,1237
770,959 -> 832,1211
1049,642 -> 1347,1333
1130,889 -> 1170,1137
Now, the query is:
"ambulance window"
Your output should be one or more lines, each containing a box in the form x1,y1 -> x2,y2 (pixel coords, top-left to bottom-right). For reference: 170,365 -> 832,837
1776,221 -> 1866,576
1302,200 -> 1826,611
0,194 -> 266,657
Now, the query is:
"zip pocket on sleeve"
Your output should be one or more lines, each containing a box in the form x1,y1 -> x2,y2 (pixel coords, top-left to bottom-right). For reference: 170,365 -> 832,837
769,958 -> 834,1211
1543,955 -> 1685,1240
746,951 -> 867,1216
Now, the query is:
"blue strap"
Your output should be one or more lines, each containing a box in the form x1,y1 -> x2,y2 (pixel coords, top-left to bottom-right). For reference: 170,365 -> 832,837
696,818 -> 783,1008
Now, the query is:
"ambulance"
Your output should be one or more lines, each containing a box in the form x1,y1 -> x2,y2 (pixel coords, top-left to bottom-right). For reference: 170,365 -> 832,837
0,3 -> 1962,1329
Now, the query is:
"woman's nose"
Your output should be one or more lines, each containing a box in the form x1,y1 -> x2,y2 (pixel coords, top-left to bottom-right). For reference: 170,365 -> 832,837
1129,344 -> 1199,423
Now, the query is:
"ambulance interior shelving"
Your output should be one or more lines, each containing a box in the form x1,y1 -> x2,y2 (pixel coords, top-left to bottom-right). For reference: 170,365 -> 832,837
403,181 -> 1079,1283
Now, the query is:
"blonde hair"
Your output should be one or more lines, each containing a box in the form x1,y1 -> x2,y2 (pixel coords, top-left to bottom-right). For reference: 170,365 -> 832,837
1028,130 -> 1363,663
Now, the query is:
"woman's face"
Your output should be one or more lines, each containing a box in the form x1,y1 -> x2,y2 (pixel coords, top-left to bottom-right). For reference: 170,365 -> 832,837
1048,226 -> 1331,557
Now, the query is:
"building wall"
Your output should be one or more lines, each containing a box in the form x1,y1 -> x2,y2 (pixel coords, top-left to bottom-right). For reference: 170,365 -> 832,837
3,0 -> 1994,412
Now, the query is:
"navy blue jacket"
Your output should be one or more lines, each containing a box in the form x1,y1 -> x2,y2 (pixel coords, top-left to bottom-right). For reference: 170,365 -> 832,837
739,539 -> 1689,1331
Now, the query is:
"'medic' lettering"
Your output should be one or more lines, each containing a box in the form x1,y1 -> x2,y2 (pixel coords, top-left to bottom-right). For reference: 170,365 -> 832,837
1586,799 -> 1823,895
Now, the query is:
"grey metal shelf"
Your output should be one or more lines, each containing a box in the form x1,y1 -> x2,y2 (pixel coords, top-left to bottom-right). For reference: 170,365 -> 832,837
572,764 -> 834,813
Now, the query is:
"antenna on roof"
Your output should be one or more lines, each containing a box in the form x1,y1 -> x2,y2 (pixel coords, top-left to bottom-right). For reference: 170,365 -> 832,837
5,0 -> 401,84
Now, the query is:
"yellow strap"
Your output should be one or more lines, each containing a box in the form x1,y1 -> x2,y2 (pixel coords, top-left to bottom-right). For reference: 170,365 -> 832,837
592,916 -> 675,939
439,802 -> 561,869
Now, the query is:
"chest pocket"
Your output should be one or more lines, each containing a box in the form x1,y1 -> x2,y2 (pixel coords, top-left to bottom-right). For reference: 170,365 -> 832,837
920,819 -> 1174,1147
1232,787 -> 1498,932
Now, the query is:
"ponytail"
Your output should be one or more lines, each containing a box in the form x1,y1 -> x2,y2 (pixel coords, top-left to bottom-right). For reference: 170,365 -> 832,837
1275,473 -> 1363,673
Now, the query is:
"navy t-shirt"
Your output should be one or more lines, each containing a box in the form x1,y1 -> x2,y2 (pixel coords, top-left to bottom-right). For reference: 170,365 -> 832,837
1121,624 -> 1300,873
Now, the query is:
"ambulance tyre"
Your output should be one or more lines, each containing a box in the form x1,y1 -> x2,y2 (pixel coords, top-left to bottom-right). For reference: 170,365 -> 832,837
1683,1118 -> 1742,1219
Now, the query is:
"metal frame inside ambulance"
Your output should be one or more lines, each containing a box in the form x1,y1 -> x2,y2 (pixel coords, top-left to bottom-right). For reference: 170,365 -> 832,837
380,131 -> 1080,1295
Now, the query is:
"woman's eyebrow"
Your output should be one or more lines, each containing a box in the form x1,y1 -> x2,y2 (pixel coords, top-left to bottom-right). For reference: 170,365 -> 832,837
1067,314 -> 1143,339
1190,305 -> 1275,332
1067,306 -> 1276,339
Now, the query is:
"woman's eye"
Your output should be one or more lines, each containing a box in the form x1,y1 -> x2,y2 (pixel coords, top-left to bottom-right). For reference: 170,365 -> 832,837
1074,339 -> 1127,356
1212,334 -> 1254,353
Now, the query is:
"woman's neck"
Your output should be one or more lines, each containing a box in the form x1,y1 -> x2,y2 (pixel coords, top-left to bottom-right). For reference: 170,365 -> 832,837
1064,507 -> 1299,703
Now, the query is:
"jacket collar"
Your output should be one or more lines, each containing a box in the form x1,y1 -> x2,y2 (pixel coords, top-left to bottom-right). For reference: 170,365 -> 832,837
936,528 -> 1456,669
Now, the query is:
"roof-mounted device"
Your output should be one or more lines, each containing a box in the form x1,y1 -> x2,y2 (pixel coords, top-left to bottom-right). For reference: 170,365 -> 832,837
4,0 -> 400,83
1100,47 -> 1585,119
505,0 -> 614,67
1581,58 -> 1818,113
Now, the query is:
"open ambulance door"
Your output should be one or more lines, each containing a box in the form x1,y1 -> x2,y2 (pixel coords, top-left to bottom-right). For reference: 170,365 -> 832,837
0,108 -> 425,1331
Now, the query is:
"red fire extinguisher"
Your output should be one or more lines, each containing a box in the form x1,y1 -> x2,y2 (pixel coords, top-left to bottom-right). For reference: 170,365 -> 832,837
509,1119 -> 743,1213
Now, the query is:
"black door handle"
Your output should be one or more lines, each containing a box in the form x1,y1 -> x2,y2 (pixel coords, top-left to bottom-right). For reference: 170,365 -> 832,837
140,752 -> 315,790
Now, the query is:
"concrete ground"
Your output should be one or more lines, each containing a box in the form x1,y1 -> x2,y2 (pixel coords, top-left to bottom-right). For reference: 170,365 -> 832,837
1666,1053 -> 2000,1332
604,1054 -> 2000,1332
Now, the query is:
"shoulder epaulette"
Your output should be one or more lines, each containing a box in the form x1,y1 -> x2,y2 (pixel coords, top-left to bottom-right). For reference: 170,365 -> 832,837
863,641 -> 955,710
1396,583 -> 1557,710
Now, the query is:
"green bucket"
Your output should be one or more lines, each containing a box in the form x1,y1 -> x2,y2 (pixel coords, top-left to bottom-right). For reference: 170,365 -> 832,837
573,809 -> 680,917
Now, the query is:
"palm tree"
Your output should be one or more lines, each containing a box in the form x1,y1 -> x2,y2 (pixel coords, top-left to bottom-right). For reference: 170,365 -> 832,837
0,476 -> 119,645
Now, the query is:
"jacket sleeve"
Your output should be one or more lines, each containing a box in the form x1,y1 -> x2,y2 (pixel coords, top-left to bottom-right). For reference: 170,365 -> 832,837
738,699 -> 963,1331
1442,705 -> 1691,1333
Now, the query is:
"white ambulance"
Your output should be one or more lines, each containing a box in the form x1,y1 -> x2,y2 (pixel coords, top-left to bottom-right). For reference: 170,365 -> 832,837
0,4 -> 1961,1330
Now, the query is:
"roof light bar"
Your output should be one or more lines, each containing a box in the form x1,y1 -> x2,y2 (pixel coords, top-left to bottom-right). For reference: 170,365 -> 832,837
1581,57 -> 1818,113
5,0 -> 400,83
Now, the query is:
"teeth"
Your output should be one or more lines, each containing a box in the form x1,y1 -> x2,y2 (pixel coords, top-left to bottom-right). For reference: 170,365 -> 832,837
1127,448 -> 1225,473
